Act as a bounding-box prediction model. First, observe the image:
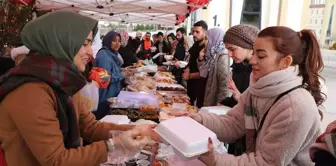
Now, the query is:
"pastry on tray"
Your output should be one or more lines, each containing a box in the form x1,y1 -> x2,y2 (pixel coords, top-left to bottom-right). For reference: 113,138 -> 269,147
158,72 -> 175,78
109,109 -> 159,120
139,105 -> 159,114
156,79 -> 174,84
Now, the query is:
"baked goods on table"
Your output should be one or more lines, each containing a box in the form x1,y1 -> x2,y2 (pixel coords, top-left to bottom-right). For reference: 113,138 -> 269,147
156,79 -> 174,84
127,84 -> 153,94
109,108 -> 159,122
133,61 -> 144,68
187,105 -> 198,113
139,105 -> 159,114
156,84 -> 186,92
157,72 -> 175,78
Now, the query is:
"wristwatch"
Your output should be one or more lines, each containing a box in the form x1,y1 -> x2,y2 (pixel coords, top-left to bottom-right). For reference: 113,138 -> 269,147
105,138 -> 116,152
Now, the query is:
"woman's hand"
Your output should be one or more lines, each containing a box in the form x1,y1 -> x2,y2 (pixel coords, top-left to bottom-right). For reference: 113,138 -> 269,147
198,48 -> 206,62
150,47 -> 157,53
199,138 -> 217,166
168,111 -> 203,123
122,70 -> 133,78
228,77 -> 241,101
174,61 -> 180,69
112,124 -> 157,154
133,124 -> 160,142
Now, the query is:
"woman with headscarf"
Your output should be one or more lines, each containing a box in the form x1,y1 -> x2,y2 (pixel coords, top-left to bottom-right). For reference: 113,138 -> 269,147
95,31 -> 132,104
198,28 -> 229,106
0,11 -> 155,166
118,30 -> 140,67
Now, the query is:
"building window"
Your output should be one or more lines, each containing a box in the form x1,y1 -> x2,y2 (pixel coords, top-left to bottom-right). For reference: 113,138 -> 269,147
240,0 -> 262,29
320,29 -> 322,34
321,19 -> 323,24
316,19 -> 318,24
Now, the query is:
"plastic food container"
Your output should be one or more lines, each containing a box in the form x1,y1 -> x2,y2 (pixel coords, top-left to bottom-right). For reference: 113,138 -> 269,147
117,91 -> 159,108
135,154 -> 148,160
154,117 -> 217,160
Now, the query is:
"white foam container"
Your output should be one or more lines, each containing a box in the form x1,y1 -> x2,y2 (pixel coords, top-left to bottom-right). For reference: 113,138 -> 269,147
178,61 -> 188,68
154,117 -> 217,160
100,115 -> 130,124
199,106 -> 231,115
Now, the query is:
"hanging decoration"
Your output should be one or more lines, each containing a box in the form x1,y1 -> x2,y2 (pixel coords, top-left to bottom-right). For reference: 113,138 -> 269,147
9,0 -> 35,6
175,0 -> 210,25
0,0 -> 35,49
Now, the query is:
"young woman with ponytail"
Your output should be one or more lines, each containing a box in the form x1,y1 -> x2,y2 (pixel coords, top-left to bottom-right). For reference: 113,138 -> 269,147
172,26 -> 325,166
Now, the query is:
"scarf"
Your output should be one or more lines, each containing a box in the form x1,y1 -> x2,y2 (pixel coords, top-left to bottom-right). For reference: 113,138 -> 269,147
249,65 -> 303,97
102,31 -> 122,52
200,28 -> 225,78
116,29 -> 129,47
310,120 -> 336,161
244,66 -> 303,152
1,10 -> 98,149
0,54 -> 87,148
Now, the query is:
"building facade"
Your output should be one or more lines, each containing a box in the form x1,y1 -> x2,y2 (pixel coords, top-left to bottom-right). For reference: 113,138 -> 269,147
307,0 -> 326,43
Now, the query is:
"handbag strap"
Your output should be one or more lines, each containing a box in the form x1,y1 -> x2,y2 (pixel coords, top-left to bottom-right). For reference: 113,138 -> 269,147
254,85 -> 302,138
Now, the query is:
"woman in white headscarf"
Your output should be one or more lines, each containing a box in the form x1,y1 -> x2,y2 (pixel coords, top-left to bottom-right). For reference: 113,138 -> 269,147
197,28 -> 229,106
117,29 -> 139,67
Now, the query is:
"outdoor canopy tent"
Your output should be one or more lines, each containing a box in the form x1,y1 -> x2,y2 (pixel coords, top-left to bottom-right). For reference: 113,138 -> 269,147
34,0 -> 210,25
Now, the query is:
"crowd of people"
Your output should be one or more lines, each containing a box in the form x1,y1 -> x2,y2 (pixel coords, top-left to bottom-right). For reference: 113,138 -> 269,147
0,10 -> 335,166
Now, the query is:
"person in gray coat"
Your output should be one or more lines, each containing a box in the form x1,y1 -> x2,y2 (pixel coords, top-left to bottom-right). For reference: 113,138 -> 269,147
197,28 -> 229,106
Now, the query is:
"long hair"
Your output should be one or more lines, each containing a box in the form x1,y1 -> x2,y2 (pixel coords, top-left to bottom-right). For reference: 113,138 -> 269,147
258,26 -> 325,118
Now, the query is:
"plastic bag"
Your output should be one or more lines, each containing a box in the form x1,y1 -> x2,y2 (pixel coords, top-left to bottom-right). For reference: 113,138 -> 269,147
89,67 -> 110,88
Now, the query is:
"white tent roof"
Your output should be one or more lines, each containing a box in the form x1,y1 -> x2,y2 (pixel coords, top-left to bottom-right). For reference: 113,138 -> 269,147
35,0 -> 209,25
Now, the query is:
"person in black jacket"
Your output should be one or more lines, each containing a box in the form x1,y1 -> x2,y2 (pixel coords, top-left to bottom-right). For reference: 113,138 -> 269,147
119,37 -> 140,67
172,28 -> 188,84
220,24 -> 259,108
220,62 -> 252,107
152,32 -> 170,66
221,24 -> 259,156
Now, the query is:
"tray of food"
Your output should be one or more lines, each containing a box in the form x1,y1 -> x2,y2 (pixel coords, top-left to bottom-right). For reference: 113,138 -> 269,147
109,105 -> 159,122
156,79 -> 175,84
156,72 -> 175,79
156,83 -> 186,92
